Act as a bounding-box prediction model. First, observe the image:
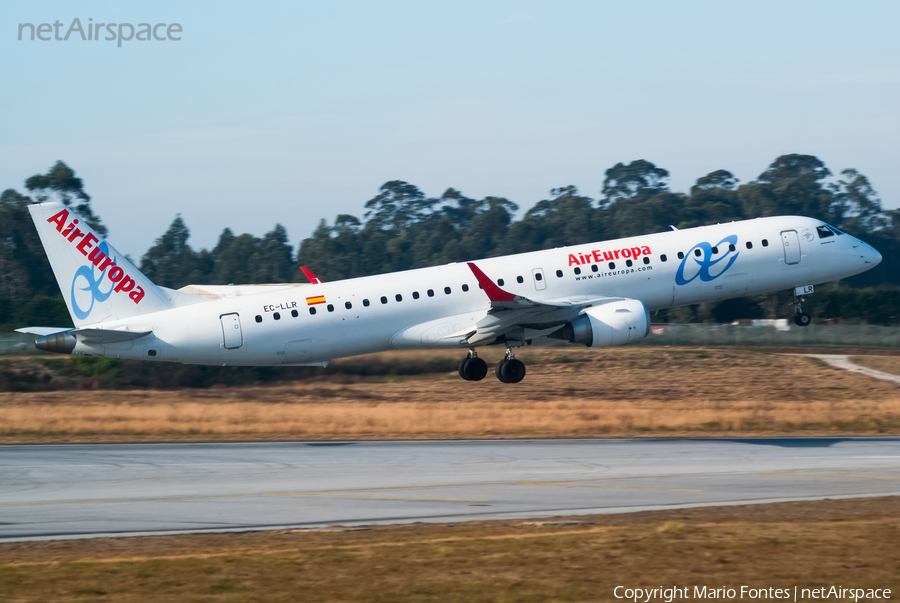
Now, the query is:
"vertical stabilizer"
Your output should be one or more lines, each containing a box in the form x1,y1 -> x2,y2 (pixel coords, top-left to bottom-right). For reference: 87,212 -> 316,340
28,202 -> 171,326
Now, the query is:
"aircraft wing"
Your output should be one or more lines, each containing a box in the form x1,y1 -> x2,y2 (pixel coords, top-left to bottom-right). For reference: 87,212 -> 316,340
463,262 -> 622,345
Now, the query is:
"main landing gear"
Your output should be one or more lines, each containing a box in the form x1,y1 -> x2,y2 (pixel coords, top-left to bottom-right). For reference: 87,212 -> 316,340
459,348 -> 526,383
495,348 -> 526,384
458,349 -> 488,381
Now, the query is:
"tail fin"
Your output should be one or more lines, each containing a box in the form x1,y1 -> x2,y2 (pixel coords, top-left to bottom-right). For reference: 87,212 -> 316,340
29,202 -> 172,326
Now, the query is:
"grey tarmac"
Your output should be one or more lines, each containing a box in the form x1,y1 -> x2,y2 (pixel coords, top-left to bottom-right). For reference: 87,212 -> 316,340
1,437 -> 899,542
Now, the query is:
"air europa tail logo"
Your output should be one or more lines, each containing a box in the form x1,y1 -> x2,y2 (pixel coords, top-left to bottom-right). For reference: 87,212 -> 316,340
568,245 -> 652,266
47,209 -> 145,318
675,235 -> 739,286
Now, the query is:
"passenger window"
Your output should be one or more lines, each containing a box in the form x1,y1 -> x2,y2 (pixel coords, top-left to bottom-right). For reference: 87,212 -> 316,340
381,296 -> 388,304
746,242 -> 753,249
345,302 -> 352,309
327,304 -> 334,312
694,249 -> 702,257
462,284 -> 469,291
574,267 -> 581,275
661,254 -> 667,262
626,259 -> 633,267
413,291 -> 420,299
291,309 -> 298,318
591,264 -> 599,272
427,289 -> 435,297
444,286 -> 451,294
712,246 -> 719,254
516,276 -> 524,284
608,262 -> 615,270
534,273 -> 542,281
498,279 -> 505,286
363,299 -> 370,307
274,312 -> 281,320
556,269 -> 563,277
817,226 -> 834,239
677,252 -> 684,259
309,307 -> 316,315
729,244 -> 736,252
255,315 -> 262,323
395,294 -> 402,302
643,256 -> 649,264
762,239 -> 769,247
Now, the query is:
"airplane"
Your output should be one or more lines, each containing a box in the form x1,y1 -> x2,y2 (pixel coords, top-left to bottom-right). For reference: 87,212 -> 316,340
17,202 -> 882,383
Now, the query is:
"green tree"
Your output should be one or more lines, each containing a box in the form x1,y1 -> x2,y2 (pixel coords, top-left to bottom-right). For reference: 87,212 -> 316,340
683,170 -> 743,226
504,186 -> 595,253
25,161 -> 107,236
140,215 -> 211,289
600,160 -> 670,206
739,154 -> 836,222
364,181 -> 435,238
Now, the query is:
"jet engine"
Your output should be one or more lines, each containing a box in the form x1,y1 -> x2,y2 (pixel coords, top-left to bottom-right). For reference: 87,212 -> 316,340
34,332 -> 77,354
550,299 -> 650,348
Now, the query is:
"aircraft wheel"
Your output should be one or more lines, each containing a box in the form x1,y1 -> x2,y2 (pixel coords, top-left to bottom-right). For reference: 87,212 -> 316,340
495,359 -> 509,383
500,358 -> 526,384
464,357 -> 488,381
794,312 -> 811,327
458,357 -> 471,380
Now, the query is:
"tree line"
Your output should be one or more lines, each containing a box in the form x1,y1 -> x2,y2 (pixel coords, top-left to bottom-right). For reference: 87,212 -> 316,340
2,155 -> 898,331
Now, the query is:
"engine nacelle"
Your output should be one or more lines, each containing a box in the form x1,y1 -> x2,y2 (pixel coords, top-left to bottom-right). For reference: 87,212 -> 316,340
34,332 -> 77,354
550,299 -> 650,348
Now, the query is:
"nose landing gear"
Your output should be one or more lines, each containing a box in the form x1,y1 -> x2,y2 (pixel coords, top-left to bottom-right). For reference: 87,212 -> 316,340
458,349 -> 488,381
495,348 -> 526,384
792,288 -> 812,327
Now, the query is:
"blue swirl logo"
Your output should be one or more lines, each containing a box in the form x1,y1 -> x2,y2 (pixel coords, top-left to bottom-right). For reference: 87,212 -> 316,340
70,241 -> 116,320
675,235 -> 740,286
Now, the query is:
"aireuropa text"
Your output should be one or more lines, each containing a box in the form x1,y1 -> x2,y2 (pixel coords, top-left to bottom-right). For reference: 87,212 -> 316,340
18,19 -> 181,47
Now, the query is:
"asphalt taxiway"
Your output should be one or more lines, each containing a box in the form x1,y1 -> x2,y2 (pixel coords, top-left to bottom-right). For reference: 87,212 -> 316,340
1,438 -> 899,541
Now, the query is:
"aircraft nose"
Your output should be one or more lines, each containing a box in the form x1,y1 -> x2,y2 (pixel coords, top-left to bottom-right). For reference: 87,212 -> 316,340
861,243 -> 882,267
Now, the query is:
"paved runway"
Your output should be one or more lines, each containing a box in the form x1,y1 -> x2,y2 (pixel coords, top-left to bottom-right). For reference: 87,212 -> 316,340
2,438 -> 899,541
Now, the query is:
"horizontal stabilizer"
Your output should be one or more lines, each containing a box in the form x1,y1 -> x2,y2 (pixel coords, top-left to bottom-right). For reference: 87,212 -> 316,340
70,328 -> 152,344
15,327 -> 72,336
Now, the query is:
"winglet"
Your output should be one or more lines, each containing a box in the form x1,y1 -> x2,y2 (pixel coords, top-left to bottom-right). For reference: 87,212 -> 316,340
466,262 -> 516,302
300,266 -> 323,284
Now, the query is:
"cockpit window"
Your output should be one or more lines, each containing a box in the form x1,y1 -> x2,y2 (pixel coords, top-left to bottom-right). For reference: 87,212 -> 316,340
817,226 -> 835,239
820,223 -> 845,236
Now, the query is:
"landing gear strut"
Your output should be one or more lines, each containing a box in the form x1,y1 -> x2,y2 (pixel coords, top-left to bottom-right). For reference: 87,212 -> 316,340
458,349 -> 488,381
495,348 -> 526,384
793,292 -> 811,327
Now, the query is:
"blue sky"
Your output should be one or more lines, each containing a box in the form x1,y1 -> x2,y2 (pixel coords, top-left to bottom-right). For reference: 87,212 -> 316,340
2,1 -> 898,257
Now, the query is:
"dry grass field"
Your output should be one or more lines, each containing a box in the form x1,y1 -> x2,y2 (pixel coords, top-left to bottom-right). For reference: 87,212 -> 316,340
1,497 -> 898,602
1,347 -> 898,443
852,355 -> 900,376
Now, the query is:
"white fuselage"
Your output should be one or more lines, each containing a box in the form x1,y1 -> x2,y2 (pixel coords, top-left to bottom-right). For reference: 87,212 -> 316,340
73,216 -> 881,365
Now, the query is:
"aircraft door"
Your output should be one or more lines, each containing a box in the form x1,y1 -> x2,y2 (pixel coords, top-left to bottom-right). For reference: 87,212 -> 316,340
781,230 -> 801,265
220,313 -> 243,349
532,268 -> 546,291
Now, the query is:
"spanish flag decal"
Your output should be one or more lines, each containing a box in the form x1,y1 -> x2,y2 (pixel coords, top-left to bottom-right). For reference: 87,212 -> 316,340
306,295 -> 326,306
